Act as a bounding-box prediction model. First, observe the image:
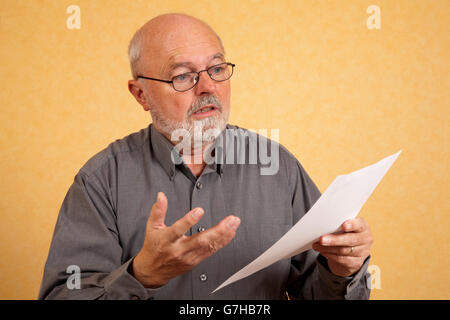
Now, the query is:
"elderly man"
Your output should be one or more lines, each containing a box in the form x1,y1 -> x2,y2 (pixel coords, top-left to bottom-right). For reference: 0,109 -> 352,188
39,13 -> 373,300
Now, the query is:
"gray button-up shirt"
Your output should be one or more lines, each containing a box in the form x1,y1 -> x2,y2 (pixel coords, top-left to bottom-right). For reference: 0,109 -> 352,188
38,124 -> 370,300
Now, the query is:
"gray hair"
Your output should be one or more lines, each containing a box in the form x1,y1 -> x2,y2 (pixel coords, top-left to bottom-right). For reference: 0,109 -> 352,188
128,27 -> 145,80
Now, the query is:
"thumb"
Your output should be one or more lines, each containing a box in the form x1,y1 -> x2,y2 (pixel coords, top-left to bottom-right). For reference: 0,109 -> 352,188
147,192 -> 168,228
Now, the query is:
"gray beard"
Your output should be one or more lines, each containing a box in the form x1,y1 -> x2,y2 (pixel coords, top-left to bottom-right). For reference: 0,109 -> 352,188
149,94 -> 229,146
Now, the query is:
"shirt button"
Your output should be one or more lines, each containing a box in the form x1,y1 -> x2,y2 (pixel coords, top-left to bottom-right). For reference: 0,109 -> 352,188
196,181 -> 203,189
199,273 -> 207,282
198,226 -> 205,233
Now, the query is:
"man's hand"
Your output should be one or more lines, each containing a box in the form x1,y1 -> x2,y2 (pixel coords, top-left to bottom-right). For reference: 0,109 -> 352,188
131,192 -> 241,288
312,218 -> 373,277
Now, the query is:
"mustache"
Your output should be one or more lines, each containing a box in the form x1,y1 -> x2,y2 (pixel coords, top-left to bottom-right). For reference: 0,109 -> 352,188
187,95 -> 223,117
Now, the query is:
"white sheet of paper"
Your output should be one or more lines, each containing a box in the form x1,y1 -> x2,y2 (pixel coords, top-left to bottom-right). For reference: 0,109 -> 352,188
212,150 -> 401,294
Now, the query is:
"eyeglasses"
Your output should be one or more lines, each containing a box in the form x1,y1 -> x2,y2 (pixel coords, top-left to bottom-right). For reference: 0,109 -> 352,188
137,62 -> 235,92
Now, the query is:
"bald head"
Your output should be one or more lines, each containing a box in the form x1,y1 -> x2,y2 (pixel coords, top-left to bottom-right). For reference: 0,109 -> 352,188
128,13 -> 224,79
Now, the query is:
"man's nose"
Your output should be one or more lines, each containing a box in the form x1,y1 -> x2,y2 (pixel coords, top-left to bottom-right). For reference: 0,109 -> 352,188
193,70 -> 216,95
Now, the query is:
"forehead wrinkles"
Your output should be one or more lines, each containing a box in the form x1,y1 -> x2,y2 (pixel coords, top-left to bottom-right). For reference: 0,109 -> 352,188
158,41 -> 224,76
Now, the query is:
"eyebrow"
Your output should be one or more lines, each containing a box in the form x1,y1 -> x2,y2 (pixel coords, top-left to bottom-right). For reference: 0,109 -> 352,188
168,53 -> 225,73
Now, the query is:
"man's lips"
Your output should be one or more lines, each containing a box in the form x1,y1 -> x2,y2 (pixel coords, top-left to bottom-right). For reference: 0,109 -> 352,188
192,105 -> 219,117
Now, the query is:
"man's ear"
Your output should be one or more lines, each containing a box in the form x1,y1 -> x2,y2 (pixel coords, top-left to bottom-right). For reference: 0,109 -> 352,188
128,80 -> 150,111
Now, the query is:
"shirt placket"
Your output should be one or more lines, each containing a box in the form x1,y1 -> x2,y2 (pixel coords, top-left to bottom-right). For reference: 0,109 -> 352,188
189,168 -> 219,299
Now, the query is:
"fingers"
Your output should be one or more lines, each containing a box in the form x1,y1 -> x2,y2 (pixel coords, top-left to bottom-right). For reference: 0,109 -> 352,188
313,218 -> 373,277
319,218 -> 372,247
312,242 -> 363,257
168,207 -> 205,241
312,218 -> 373,256
184,215 -> 241,258
342,218 -> 368,233
319,232 -> 373,247
147,192 -> 168,228
139,197 -> 242,285
320,232 -> 361,247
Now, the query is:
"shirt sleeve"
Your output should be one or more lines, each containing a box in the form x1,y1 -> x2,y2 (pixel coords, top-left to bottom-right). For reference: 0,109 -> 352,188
38,171 -> 156,300
285,159 -> 371,300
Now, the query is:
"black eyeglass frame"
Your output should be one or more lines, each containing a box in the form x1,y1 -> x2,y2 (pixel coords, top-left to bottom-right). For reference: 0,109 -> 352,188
137,62 -> 235,92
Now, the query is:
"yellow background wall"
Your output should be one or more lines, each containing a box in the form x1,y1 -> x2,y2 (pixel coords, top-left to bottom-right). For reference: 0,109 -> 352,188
0,0 -> 448,299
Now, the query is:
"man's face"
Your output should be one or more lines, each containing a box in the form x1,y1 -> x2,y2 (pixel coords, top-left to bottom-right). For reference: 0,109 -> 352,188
137,19 -> 231,144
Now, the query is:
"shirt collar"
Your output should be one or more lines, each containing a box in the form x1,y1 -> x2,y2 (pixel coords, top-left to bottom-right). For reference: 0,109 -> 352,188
149,124 -> 226,180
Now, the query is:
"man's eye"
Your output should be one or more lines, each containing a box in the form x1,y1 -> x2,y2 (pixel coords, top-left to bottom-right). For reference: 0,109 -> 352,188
174,74 -> 188,81
212,66 -> 224,74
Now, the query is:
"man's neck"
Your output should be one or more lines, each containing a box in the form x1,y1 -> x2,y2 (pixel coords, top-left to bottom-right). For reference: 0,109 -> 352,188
154,124 -> 217,178
181,143 -> 212,178
185,161 -> 207,178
